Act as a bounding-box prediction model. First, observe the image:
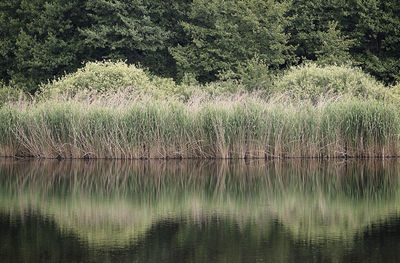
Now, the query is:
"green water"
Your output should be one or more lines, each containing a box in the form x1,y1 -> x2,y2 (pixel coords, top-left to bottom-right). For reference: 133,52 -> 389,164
1,159 -> 400,262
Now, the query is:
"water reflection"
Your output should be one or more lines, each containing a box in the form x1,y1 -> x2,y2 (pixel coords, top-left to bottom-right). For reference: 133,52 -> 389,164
1,160 -> 400,262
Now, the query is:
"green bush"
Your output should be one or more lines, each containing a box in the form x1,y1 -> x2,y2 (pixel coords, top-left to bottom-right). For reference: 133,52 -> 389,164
39,60 -> 252,101
199,80 -> 247,97
0,83 -> 21,107
385,83 -> 400,105
219,55 -> 275,92
273,63 -> 387,101
40,61 -> 180,98
38,60 -> 397,105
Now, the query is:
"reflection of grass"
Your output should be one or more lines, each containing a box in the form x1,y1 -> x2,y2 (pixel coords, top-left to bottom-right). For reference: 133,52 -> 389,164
0,160 -> 399,248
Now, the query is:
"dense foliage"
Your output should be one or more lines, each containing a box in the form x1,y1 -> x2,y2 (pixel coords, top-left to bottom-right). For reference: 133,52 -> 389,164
169,0 -> 293,82
1,0 -> 399,93
39,61 -> 180,98
0,81 -> 21,107
38,61 -> 399,105
272,63 -> 388,101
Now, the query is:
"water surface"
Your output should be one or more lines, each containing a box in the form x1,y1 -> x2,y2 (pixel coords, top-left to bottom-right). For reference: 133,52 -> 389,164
1,159 -> 400,262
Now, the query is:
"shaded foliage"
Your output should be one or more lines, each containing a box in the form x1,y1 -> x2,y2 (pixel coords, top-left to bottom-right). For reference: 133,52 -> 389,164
170,0 -> 294,82
0,0 -> 399,92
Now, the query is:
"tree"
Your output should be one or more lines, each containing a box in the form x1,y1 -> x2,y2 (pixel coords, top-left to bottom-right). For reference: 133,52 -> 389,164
347,0 -> 400,83
286,0 -> 400,84
170,0 -> 294,82
316,21 -> 355,66
0,0 -> 22,85
285,0 -> 338,63
0,0 -> 191,92
0,0 -> 88,93
82,0 -> 191,78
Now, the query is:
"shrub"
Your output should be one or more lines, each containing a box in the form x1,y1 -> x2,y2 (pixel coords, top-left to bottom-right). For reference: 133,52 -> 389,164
40,61 -> 180,98
385,83 -> 400,105
219,55 -> 275,92
199,80 -> 247,97
273,63 -> 387,101
0,83 -> 21,107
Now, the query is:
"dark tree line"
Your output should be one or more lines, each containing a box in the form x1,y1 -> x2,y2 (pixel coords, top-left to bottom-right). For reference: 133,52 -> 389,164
1,0 -> 399,93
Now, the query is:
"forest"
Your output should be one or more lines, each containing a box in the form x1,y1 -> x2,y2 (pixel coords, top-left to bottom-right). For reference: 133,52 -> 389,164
1,0 -> 399,93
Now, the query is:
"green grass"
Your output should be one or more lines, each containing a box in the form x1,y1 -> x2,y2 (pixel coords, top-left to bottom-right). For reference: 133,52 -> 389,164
0,93 -> 399,159
0,92 -> 399,159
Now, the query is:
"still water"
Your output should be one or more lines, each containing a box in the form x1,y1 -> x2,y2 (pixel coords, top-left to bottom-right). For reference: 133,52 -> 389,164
1,159 -> 400,262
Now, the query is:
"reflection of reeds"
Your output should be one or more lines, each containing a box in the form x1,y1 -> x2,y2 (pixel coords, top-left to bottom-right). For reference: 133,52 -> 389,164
1,95 -> 399,159
0,160 -> 399,247
1,159 -> 398,197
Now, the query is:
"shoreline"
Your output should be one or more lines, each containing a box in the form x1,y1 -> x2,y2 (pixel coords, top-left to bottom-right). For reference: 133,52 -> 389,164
1,155 -> 400,160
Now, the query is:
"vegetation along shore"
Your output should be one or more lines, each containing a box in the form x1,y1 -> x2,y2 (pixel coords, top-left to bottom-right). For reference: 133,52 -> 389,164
1,0 -> 399,159
1,61 -> 400,159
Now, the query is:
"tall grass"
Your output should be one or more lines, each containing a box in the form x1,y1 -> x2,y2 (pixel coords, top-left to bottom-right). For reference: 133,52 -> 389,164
0,92 -> 399,159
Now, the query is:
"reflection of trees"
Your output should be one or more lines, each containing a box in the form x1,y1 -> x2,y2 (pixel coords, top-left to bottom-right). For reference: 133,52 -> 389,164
0,159 -> 399,252
3,213 -> 400,263
0,213 -> 90,263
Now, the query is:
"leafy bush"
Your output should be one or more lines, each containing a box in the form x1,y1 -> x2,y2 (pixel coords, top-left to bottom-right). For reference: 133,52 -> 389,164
219,55 -> 275,92
39,60 -> 251,101
0,83 -> 21,107
39,60 -> 397,105
316,21 -> 355,66
40,61 -> 180,98
199,80 -> 247,97
386,83 -> 400,104
273,63 -> 387,101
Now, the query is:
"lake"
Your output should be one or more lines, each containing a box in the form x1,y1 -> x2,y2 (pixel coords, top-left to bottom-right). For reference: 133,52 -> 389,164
1,159 -> 400,262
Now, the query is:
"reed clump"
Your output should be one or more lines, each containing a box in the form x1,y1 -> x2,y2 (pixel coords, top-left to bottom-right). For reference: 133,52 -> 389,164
0,90 -> 399,159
